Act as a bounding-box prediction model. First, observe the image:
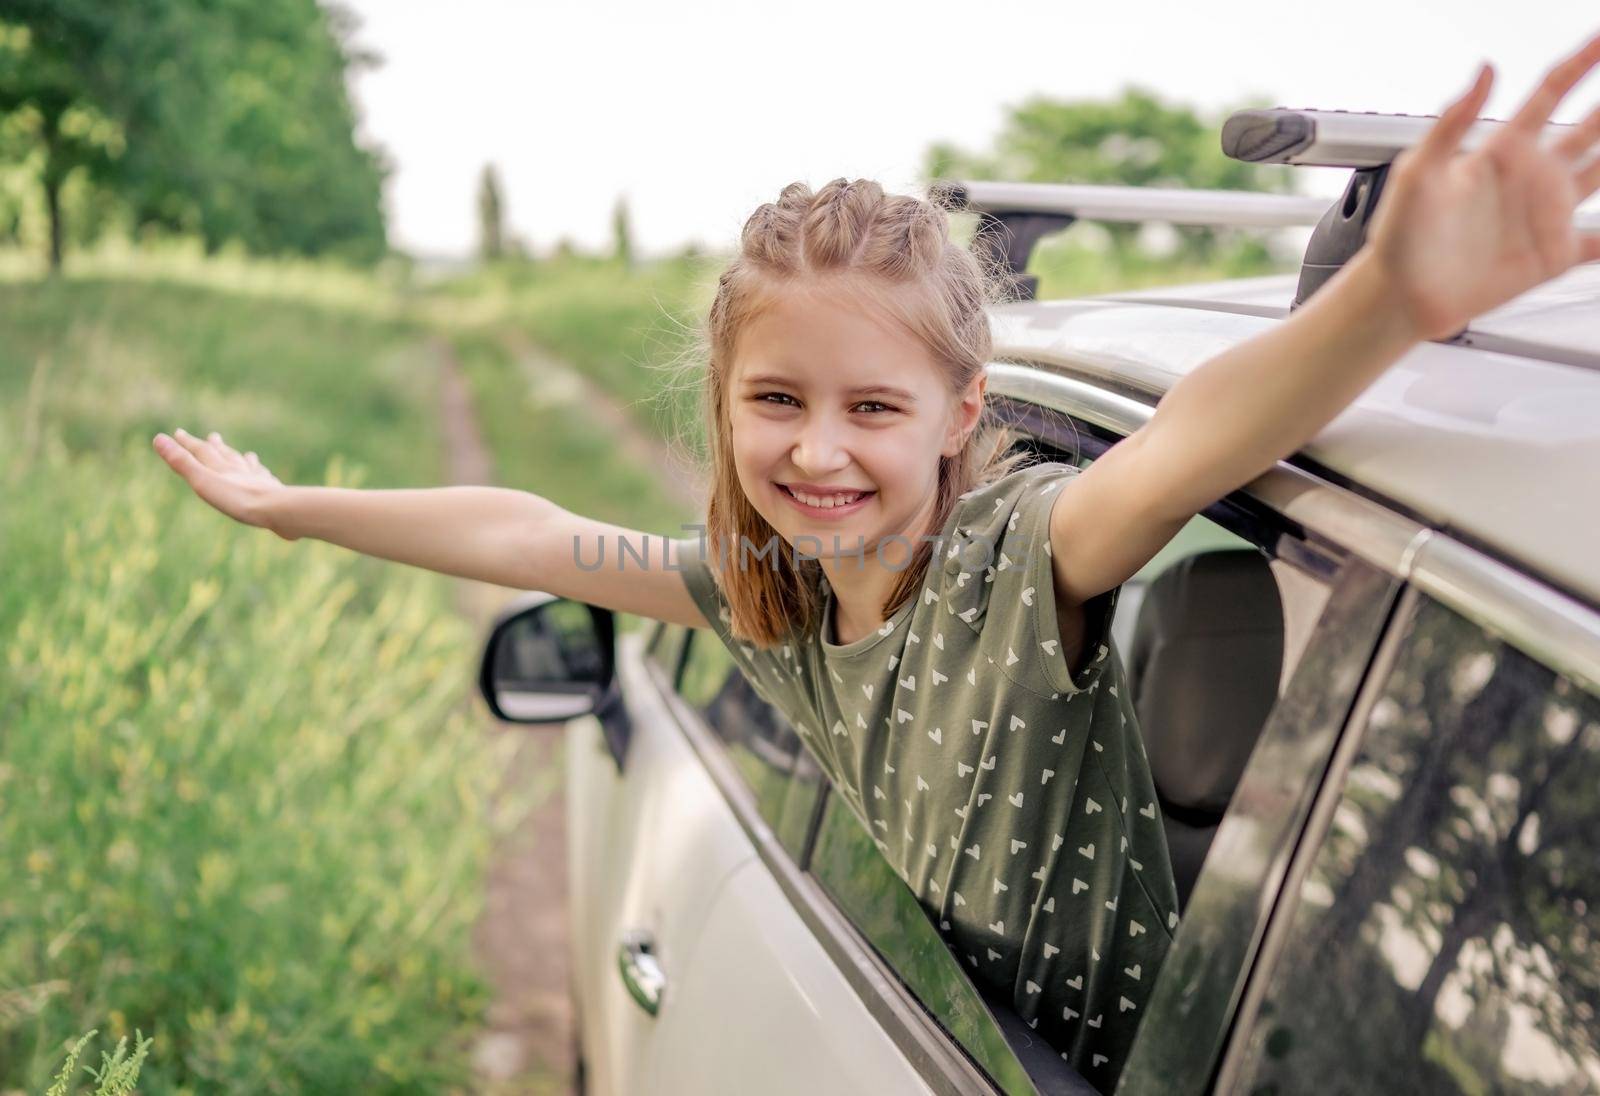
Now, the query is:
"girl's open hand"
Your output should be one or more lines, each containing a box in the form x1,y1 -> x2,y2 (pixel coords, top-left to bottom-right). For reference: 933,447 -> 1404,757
152,428 -> 295,539
1365,31 -> 1600,341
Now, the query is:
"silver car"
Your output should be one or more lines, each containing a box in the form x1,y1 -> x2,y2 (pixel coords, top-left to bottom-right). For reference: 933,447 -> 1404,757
479,112 -> 1600,1095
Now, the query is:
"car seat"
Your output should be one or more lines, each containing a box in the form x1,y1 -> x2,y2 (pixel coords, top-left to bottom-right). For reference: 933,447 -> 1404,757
1124,549 -> 1285,910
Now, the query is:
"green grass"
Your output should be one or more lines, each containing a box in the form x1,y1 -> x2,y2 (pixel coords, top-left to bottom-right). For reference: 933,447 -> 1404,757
0,271 -> 532,1092
427,254 -> 715,446
429,255 -> 714,406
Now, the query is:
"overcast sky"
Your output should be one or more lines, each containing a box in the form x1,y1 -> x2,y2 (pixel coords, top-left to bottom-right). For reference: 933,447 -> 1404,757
341,0 -> 1597,259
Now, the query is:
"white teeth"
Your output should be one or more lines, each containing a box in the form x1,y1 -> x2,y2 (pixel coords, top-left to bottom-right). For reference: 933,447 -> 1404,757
790,487 -> 865,508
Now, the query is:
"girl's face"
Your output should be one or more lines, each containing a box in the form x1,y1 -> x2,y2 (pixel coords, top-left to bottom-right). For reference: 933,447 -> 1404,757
727,279 -> 983,560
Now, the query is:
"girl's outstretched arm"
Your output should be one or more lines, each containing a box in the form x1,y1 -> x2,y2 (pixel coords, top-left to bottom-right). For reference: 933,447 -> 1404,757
1047,32 -> 1600,608
151,427 -> 711,628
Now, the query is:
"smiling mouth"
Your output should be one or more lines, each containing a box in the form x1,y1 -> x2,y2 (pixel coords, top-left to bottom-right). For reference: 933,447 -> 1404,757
777,483 -> 876,509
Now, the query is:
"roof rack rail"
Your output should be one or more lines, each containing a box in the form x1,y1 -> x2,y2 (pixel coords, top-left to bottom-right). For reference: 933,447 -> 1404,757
1222,108 -> 1587,309
929,180 -> 1330,301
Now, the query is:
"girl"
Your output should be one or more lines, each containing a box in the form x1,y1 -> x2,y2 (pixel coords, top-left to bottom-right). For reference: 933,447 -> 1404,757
154,38 -> 1600,1090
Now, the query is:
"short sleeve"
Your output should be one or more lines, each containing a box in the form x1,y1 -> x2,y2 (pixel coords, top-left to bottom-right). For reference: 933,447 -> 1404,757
668,536 -> 846,783
671,536 -> 736,643
952,465 -> 1121,698
668,536 -> 804,713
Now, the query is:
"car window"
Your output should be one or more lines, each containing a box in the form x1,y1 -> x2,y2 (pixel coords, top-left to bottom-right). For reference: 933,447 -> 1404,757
677,630 -> 821,861
974,424 -> 1369,1091
795,424 -> 1351,1093
1226,594 -> 1600,1093
1012,434 -> 1335,914
808,790 -> 1042,1095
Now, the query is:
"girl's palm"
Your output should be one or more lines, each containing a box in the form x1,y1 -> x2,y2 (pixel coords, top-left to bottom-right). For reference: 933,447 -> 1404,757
152,429 -> 293,538
1368,33 -> 1600,341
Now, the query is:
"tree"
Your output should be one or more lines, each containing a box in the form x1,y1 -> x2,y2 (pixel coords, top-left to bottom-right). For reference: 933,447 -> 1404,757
0,4 -> 138,272
611,194 -> 633,269
923,87 -> 1295,261
477,163 -> 505,262
0,0 -> 387,271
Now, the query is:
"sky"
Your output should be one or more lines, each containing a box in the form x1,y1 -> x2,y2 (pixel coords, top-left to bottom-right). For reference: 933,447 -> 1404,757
340,0 -> 1599,260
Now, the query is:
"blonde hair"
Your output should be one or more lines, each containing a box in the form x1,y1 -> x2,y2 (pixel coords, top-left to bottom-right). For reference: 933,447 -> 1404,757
698,177 -> 1027,648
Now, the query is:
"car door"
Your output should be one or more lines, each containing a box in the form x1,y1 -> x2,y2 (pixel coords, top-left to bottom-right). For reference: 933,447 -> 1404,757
1215,568 -> 1600,1092
635,627 -> 1004,1094
565,623 -> 758,1096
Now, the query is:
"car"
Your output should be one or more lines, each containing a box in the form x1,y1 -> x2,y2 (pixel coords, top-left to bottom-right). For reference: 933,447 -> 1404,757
474,109 -> 1600,1095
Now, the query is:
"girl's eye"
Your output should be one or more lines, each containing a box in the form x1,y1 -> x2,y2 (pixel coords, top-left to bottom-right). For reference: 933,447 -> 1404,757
753,393 -> 896,414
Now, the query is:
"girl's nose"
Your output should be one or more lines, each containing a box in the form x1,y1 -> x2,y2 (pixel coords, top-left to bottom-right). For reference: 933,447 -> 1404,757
791,416 -> 850,476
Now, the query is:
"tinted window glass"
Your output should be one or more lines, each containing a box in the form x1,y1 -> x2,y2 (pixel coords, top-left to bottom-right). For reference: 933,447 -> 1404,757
809,792 -> 1038,1096
1231,595 -> 1600,1092
678,632 -> 820,860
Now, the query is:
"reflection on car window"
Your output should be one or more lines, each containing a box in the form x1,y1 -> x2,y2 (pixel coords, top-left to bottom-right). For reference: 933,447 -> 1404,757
1231,595 -> 1600,1092
809,793 -> 1038,1096
678,632 -> 820,860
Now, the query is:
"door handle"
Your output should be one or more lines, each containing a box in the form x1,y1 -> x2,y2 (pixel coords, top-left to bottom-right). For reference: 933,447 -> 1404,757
617,928 -> 666,1016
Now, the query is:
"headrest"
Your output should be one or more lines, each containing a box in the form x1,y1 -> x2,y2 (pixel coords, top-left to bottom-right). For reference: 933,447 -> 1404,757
1127,549 -> 1284,815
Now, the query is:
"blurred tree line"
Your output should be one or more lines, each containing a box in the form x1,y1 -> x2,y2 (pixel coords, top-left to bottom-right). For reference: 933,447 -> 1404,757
0,0 -> 387,272
924,87 -> 1297,264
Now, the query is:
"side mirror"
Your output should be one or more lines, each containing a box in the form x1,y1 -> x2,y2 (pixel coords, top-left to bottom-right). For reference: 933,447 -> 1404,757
478,591 -> 616,724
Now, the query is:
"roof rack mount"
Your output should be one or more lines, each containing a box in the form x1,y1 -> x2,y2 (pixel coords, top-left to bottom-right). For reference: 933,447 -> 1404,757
937,108 -> 1587,308
929,180 -> 1329,301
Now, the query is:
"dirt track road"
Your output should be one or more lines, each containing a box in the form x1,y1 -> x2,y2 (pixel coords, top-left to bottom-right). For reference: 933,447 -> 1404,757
436,338 -> 575,1095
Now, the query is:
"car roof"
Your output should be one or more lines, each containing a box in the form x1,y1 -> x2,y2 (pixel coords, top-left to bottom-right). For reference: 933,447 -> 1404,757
988,263 -> 1600,610
1097,262 -> 1600,368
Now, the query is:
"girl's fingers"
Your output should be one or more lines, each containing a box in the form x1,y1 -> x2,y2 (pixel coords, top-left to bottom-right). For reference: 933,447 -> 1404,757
1553,99 -> 1600,162
1414,64 -> 1493,169
1579,233 -> 1600,263
1508,31 -> 1600,136
209,431 -> 248,470
154,433 -> 212,484
1580,153 -> 1600,198
170,428 -> 216,468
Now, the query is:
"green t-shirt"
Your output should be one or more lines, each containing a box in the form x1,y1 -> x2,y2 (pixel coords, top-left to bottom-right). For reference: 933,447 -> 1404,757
675,460 -> 1180,1088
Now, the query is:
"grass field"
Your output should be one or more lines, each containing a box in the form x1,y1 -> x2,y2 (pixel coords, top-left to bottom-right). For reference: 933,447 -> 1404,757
0,271 -> 530,1091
